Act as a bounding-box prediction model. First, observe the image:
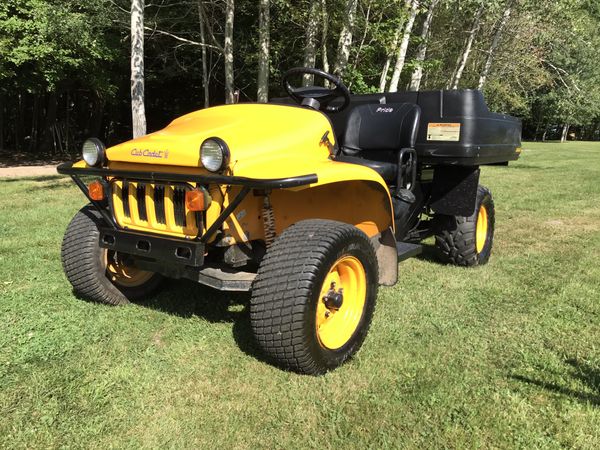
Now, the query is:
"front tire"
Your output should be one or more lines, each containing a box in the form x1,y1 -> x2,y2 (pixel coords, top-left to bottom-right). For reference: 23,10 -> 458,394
61,205 -> 163,305
434,185 -> 495,267
250,220 -> 378,375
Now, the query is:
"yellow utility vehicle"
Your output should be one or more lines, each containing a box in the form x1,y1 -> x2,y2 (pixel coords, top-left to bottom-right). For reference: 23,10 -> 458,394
58,68 -> 521,374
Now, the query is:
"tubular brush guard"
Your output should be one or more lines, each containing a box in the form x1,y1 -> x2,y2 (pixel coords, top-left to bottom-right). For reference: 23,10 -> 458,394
57,162 -> 318,244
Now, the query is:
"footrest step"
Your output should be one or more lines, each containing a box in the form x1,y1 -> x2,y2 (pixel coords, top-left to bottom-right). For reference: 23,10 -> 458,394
396,242 -> 422,262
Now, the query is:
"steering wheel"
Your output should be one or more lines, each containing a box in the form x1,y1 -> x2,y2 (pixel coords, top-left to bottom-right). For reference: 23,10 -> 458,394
282,67 -> 351,113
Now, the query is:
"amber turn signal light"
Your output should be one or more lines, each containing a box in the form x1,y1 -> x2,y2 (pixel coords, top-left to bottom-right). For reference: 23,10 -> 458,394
185,188 -> 210,211
88,180 -> 105,201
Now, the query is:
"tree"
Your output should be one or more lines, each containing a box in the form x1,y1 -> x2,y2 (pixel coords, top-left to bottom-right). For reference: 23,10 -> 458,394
346,0 -> 377,82
303,0 -> 321,86
257,0 -> 270,102
379,27 -> 401,92
131,0 -> 146,138
388,0 -> 419,93
2,0 -> 600,154
531,0 -> 600,141
0,0 -> 119,152
478,0 -> 514,90
333,0 -> 359,77
198,1 -> 210,107
408,0 -> 439,91
448,1 -> 485,89
321,0 -> 330,76
224,0 -> 235,104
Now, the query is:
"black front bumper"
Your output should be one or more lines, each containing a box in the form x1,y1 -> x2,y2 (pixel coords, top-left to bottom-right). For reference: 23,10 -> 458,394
99,228 -> 205,267
100,228 -> 257,291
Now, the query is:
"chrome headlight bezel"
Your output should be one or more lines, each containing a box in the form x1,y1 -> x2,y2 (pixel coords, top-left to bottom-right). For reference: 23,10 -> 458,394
200,137 -> 230,172
82,138 -> 106,167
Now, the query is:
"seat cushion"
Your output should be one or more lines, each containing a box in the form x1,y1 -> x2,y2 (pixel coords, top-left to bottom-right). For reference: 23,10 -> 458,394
341,103 -> 421,155
335,155 -> 397,182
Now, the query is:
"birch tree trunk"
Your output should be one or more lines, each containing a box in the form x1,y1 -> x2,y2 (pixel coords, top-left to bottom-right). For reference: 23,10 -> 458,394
321,0 -> 330,78
257,0 -> 270,102
449,2 -> 484,89
333,0 -> 358,77
478,0 -> 513,90
303,0 -> 320,86
198,1 -> 210,107
408,0 -> 439,91
348,0 -> 373,76
224,0 -> 235,104
388,0 -> 419,93
561,123 -> 570,143
379,28 -> 400,92
131,0 -> 146,137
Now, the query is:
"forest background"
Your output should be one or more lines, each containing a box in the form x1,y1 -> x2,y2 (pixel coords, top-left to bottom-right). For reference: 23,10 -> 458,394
1,0 -> 599,156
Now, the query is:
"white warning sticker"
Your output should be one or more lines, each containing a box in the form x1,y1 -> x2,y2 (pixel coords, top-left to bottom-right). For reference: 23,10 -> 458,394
427,123 -> 461,141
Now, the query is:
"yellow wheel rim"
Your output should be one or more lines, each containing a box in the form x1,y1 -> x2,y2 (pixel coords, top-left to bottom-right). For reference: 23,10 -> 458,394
476,205 -> 488,254
315,256 -> 367,350
104,250 -> 154,288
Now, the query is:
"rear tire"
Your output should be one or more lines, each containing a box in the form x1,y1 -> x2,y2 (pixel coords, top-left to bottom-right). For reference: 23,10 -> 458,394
250,220 -> 378,375
434,185 -> 495,267
61,205 -> 163,305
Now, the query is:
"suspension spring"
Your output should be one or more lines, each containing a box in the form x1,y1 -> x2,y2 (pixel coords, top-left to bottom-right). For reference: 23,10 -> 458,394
262,193 -> 277,247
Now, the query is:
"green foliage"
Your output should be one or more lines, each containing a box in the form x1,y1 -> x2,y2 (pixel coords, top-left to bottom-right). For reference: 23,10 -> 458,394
530,0 -> 600,128
0,0 -> 119,93
1,0 -> 600,152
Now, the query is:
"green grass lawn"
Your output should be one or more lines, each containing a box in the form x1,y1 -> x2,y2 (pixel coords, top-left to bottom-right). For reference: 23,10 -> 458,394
1,141 -> 599,448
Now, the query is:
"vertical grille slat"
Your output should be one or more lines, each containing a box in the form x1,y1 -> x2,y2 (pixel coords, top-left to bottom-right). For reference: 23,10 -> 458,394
173,186 -> 186,227
154,185 -> 166,225
112,180 -> 197,235
122,181 -> 130,218
137,183 -> 148,222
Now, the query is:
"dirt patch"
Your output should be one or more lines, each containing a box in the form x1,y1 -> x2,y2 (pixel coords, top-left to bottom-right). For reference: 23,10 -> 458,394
0,150 -> 71,178
0,165 -> 61,178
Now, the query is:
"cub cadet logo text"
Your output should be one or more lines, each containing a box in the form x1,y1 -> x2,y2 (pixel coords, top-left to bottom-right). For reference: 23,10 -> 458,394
376,107 -> 394,113
130,148 -> 169,159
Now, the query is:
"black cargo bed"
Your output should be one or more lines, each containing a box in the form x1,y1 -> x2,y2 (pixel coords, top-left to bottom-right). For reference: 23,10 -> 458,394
273,89 -> 522,166
330,90 -> 521,166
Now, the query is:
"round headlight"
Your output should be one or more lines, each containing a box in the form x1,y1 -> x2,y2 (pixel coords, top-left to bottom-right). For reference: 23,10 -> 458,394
200,138 -> 230,172
82,138 -> 106,167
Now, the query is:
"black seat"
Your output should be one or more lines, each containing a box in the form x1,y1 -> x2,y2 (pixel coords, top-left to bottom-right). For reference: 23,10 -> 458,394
335,103 -> 421,182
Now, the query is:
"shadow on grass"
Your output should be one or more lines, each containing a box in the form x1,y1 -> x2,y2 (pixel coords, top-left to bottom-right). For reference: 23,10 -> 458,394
136,278 -> 266,363
511,358 -> 600,406
416,244 -> 446,265
503,164 -> 546,170
1,174 -> 66,183
138,278 -> 250,322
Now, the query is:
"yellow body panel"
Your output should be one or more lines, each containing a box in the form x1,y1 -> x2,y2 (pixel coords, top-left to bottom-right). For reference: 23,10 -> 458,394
107,104 -> 334,177
81,103 -> 395,241
221,181 -> 393,241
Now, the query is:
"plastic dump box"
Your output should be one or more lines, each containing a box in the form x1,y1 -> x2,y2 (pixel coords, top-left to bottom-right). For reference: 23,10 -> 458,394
274,89 -> 522,166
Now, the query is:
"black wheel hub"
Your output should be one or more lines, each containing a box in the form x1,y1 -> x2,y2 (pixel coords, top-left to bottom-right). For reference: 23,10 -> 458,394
322,282 -> 344,310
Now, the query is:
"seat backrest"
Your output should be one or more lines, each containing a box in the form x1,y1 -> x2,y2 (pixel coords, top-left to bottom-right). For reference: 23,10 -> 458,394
341,103 -> 421,155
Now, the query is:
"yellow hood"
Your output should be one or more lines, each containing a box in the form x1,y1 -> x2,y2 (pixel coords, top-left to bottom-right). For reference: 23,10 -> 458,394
106,103 -> 336,178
